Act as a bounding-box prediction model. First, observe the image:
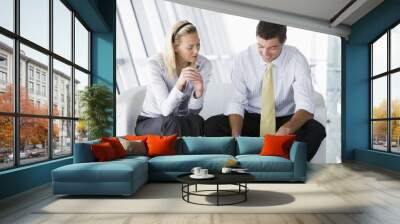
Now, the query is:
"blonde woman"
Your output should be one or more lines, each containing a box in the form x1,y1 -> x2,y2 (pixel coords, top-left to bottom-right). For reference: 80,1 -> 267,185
135,20 -> 211,136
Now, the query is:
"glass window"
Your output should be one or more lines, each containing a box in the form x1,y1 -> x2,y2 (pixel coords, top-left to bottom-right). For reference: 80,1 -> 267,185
41,85 -> 46,96
372,77 -> 387,119
28,67 -> 34,79
372,34 -> 387,76
0,71 -> 7,84
0,0 -> 14,31
391,72 -> 400,118
20,44 -> 49,115
0,55 -> 7,67
0,116 -> 13,170
36,83 -> 40,95
53,59 -> 72,117
20,0 -> 49,49
28,81 -> 34,93
19,117 -> 49,165
53,119 -> 72,158
372,121 -> 388,151
74,18 -> 89,70
391,24 -> 400,70
74,69 -> 89,118
371,26 -> 400,153
53,0 -> 72,60
391,120 -> 400,153
0,34 -> 14,113
75,120 -> 88,143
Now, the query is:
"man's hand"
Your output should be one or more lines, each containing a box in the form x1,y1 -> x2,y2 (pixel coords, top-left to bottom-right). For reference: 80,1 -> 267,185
276,125 -> 292,136
277,109 -> 313,135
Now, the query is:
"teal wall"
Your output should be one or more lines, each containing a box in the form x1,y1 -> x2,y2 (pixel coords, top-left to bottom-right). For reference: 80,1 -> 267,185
0,0 -> 116,200
344,0 -> 400,171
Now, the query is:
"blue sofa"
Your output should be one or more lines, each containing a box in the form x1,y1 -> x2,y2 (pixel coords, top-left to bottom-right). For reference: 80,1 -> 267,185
52,137 -> 307,196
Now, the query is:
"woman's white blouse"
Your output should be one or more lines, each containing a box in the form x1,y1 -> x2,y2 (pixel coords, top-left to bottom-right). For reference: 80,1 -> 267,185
140,54 -> 212,118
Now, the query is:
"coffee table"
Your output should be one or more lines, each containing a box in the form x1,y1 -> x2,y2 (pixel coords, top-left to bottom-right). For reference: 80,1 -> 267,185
177,172 -> 255,206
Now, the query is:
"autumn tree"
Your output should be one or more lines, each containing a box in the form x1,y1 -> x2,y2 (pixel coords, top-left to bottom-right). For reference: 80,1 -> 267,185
372,99 -> 400,143
0,84 -> 60,152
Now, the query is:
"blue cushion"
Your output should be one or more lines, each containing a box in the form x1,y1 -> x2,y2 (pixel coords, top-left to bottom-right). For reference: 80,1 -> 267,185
179,137 -> 235,155
236,137 -> 263,155
236,155 -> 293,172
148,154 -> 235,172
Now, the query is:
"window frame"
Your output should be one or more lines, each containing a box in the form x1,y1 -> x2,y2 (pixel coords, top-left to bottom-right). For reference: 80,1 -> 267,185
370,20 -> 400,154
0,0 -> 92,171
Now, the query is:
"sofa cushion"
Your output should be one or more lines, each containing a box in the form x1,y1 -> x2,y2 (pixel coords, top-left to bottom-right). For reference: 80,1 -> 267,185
52,159 -> 147,183
236,155 -> 293,172
179,137 -> 235,155
101,137 -> 127,158
73,139 -> 101,163
148,154 -> 235,172
91,142 -> 118,161
260,135 -> 296,159
118,138 -> 147,156
236,137 -> 263,155
147,135 -> 177,157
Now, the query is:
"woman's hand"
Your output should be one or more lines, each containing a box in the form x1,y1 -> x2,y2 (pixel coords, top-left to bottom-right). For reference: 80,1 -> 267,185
175,67 -> 203,98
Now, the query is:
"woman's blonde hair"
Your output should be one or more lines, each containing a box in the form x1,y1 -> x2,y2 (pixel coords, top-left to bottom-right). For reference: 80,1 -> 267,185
163,20 -> 197,78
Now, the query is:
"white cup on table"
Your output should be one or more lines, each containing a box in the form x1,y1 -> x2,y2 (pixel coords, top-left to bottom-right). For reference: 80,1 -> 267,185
199,169 -> 208,176
191,167 -> 202,176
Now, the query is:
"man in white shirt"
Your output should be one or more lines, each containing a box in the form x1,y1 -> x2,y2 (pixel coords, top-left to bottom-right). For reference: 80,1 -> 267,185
204,21 -> 326,161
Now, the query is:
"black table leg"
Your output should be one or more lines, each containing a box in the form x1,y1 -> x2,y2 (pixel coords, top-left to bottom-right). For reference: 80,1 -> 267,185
245,183 -> 247,201
217,184 -> 219,206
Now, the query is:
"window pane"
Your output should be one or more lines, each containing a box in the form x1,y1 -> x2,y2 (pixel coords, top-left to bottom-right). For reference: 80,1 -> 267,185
0,0 -> 14,31
20,117 -> 49,165
75,18 -> 89,70
20,44 -> 49,115
20,0 -> 49,49
75,120 -> 88,143
392,24 -> 400,70
372,121 -> 388,151
372,77 -> 387,119
391,72 -> 400,118
53,0 -> 72,60
391,120 -> 400,153
53,59 -> 72,117
0,116 -> 13,170
74,69 -> 89,118
0,34 -> 14,112
372,33 -> 387,76
53,119 -> 72,158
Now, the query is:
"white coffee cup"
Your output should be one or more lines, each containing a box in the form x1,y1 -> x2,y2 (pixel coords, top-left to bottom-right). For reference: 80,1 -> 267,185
200,169 -> 208,176
191,167 -> 202,176
221,167 -> 232,174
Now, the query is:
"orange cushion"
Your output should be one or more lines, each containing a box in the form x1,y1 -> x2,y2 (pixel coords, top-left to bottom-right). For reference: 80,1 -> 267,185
101,137 -> 127,158
125,135 -> 148,141
259,134 -> 296,159
91,142 -> 118,161
146,135 -> 177,157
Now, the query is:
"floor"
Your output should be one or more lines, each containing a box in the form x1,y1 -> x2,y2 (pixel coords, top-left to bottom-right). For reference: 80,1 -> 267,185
1,162 -> 400,224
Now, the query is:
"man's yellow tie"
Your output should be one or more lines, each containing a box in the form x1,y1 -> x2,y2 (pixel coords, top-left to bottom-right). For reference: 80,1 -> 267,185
260,63 -> 276,136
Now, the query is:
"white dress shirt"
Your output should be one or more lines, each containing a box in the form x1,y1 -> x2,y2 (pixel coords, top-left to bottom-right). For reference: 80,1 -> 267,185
140,53 -> 212,118
225,44 -> 315,118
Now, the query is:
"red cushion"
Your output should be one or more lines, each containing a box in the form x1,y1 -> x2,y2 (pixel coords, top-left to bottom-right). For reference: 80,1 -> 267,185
259,135 -> 296,159
101,137 -> 127,158
91,142 -> 118,161
146,135 -> 177,157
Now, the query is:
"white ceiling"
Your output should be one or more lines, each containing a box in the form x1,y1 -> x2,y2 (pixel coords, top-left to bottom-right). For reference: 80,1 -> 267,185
166,0 -> 384,38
